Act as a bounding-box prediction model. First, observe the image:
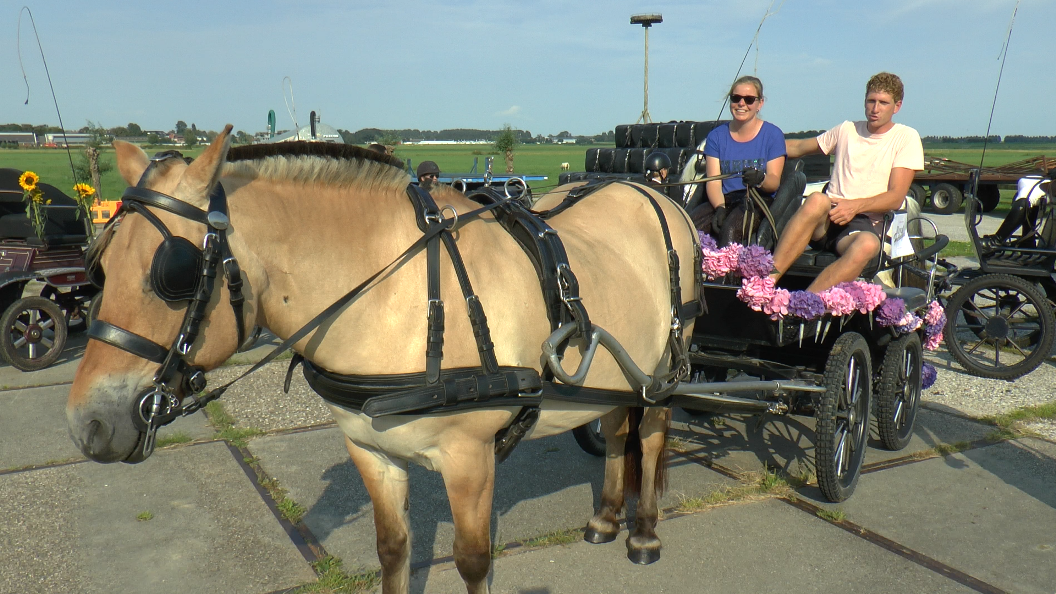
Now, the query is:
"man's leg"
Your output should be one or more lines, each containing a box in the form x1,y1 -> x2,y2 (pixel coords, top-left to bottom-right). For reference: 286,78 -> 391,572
807,231 -> 881,292
771,192 -> 832,280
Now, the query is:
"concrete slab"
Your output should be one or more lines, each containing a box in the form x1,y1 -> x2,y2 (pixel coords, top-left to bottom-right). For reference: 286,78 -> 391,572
0,333 -> 87,390
412,499 -> 976,594
0,383 -> 214,472
671,407 -> 995,482
0,442 -> 316,594
249,426 -> 737,570
835,437 -> 1056,594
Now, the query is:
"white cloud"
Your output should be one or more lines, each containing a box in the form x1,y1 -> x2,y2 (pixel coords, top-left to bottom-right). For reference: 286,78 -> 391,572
497,106 -> 521,117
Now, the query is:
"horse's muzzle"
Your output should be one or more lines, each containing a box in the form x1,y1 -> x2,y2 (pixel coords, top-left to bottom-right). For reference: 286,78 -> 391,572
67,391 -> 153,464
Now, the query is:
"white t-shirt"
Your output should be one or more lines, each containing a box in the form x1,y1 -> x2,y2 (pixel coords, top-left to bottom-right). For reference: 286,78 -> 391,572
817,121 -> 924,218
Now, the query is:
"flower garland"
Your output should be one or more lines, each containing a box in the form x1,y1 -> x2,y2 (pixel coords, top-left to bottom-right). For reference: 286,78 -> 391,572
700,239 -> 945,351
18,171 -> 50,240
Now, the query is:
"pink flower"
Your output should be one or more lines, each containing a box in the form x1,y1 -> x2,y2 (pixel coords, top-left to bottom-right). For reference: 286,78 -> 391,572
737,276 -> 776,311
819,287 -> 856,317
925,300 -> 945,327
701,243 -> 744,281
853,281 -> 886,313
924,330 -> 943,351
764,288 -> 791,320
896,312 -> 923,333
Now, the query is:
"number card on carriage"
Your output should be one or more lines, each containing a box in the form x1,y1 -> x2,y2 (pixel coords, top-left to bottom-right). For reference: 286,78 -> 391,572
888,211 -> 914,259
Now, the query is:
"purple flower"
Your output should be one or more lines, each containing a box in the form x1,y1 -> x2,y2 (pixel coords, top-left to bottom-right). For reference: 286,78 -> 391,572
921,362 -> 937,390
896,312 -> 923,334
876,298 -> 906,327
924,300 -> 946,327
737,244 -> 774,279
787,290 -> 825,320
698,230 -> 718,252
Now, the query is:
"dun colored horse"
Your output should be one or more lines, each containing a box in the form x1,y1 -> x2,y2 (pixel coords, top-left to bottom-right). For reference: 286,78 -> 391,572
67,128 -> 700,593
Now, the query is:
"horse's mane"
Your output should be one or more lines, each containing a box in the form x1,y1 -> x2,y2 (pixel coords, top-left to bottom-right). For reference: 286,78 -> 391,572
222,141 -> 411,191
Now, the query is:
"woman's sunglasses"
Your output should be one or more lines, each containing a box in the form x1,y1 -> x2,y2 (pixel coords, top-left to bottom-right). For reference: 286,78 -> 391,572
730,94 -> 760,105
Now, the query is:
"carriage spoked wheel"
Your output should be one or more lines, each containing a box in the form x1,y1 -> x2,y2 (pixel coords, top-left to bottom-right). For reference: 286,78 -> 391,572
815,332 -> 871,503
875,332 -> 922,451
572,419 -> 606,457
39,285 -> 94,334
0,297 -> 69,371
944,274 -> 1055,380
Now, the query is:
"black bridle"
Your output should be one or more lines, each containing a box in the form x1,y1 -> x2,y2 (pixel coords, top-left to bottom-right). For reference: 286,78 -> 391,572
86,153 -> 247,457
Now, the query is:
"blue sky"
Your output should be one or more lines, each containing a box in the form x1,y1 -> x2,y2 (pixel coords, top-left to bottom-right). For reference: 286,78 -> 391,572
2,0 -> 1053,137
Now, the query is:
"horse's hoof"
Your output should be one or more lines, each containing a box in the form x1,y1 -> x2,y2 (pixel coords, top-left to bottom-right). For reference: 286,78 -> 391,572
627,546 -> 661,565
583,527 -> 618,544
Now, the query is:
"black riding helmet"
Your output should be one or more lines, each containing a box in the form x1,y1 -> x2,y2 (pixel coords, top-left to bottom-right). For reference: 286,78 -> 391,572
645,151 -> 672,177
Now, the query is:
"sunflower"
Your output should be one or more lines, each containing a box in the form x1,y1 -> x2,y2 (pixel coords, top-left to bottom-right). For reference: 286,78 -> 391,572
31,189 -> 44,204
73,183 -> 96,199
18,171 -> 39,192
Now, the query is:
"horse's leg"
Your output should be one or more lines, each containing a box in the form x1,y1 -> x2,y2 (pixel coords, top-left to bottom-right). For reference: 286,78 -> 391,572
584,407 -> 631,544
439,438 -> 496,594
344,436 -> 412,594
626,407 -> 670,565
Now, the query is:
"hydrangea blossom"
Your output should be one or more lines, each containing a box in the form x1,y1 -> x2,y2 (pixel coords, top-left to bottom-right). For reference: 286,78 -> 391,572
697,230 -> 718,252
787,290 -> 826,320
737,244 -> 774,279
924,300 -> 946,327
876,298 -> 907,327
701,244 -> 743,280
923,329 -> 943,351
819,286 -> 856,316
921,362 -> 937,390
896,312 -> 923,333
737,276 -> 776,312
764,288 -> 791,320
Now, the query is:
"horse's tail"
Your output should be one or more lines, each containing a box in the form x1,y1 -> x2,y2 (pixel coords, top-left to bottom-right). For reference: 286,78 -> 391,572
623,407 -> 670,499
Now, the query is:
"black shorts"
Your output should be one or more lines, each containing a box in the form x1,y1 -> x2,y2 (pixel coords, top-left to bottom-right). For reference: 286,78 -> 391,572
812,214 -> 882,253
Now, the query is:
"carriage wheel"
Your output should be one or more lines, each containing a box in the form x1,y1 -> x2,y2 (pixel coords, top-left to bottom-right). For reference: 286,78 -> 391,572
39,285 -> 91,333
875,332 -> 922,451
816,332 -> 871,503
0,297 -> 69,371
86,293 -> 102,329
944,274 -> 1055,380
572,419 -> 605,457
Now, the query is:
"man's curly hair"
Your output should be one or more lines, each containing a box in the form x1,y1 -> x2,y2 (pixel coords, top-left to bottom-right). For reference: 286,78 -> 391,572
866,72 -> 904,103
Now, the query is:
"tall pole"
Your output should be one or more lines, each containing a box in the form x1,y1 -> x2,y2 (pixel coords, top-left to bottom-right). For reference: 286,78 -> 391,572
631,14 -> 662,125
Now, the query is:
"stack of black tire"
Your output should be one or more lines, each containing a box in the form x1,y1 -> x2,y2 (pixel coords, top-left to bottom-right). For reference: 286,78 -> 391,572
560,121 -> 727,186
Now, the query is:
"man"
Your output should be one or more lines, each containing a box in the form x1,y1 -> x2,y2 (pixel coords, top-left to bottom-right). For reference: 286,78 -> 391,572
417,161 -> 440,191
643,151 -> 671,186
770,72 -> 924,292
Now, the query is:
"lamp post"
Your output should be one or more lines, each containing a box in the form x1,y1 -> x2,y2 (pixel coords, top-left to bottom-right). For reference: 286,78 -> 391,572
631,13 -> 662,124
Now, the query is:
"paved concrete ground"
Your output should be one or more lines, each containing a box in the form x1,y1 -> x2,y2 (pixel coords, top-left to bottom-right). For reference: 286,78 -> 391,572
1,209 -> 1053,593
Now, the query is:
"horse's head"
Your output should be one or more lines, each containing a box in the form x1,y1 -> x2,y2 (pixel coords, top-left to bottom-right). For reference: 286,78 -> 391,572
68,126 -> 249,464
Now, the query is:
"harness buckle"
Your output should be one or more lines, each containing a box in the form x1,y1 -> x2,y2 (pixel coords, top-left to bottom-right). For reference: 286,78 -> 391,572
440,205 -> 459,228
424,210 -> 443,225
177,334 -> 193,355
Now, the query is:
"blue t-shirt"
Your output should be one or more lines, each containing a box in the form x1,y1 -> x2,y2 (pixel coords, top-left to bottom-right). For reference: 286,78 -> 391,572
704,121 -> 786,195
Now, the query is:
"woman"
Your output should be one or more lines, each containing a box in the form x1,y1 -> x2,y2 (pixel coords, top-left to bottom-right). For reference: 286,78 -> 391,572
690,76 -> 786,241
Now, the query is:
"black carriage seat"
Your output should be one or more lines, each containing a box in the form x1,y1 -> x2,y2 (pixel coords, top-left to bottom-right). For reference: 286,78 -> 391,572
754,159 -> 807,250
965,169 -> 1056,276
0,169 -> 89,246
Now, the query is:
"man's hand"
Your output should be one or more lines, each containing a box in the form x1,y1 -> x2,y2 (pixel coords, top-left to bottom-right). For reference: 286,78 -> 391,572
828,196 -> 861,226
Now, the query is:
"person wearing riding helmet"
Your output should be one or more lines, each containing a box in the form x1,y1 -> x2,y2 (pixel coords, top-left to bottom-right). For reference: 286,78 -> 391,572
689,76 -> 786,240
417,161 -> 441,191
644,151 -> 672,186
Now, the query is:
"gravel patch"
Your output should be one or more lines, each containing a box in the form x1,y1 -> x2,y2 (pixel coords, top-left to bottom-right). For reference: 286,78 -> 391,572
923,347 -> 1056,441
205,360 -> 334,433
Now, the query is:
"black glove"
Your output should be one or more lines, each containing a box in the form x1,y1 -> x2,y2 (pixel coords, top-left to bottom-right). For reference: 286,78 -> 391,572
712,205 -> 727,230
742,167 -> 765,188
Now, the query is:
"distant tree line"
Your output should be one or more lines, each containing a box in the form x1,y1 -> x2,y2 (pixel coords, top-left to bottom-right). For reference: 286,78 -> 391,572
0,123 -> 64,134
1002,135 -> 1056,144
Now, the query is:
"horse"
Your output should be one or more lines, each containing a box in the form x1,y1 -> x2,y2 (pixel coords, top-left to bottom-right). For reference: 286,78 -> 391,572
66,127 -> 701,594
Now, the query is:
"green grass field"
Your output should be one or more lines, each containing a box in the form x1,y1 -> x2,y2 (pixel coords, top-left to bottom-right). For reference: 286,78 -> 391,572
2,142 -> 1053,203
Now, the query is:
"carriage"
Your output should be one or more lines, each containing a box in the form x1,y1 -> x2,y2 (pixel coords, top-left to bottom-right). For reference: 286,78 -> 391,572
942,168 -> 1056,380
556,127 -> 951,502
0,169 -> 99,371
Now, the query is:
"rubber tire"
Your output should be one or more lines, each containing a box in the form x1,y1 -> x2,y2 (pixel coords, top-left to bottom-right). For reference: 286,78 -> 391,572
875,332 -> 922,451
816,332 -> 872,503
0,296 -> 69,371
943,274 -> 1055,380
572,419 -> 605,457
907,183 -> 927,206
39,285 -> 90,334
930,183 -> 963,215
977,184 -> 1001,213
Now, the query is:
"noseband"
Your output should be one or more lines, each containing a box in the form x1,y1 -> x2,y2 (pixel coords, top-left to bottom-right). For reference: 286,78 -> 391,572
86,152 -> 247,457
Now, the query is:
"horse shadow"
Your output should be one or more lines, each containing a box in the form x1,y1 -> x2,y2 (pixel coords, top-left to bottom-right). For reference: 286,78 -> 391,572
302,430 -> 607,592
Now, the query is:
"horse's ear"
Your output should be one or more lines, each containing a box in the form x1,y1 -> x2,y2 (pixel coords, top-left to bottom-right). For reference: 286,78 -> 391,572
176,124 -> 233,206
114,140 -> 151,187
